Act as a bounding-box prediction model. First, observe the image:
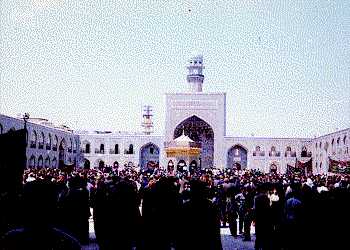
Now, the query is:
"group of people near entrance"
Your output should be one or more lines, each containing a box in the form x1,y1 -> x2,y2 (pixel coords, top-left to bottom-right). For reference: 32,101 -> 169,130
0,165 -> 349,250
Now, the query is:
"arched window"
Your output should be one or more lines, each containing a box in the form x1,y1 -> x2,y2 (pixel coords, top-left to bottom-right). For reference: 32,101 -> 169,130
45,156 -> 50,167
114,144 -> 119,154
52,157 -> 57,168
68,138 -> 73,153
301,146 -> 308,157
46,134 -> 52,150
85,143 -> 90,154
30,130 -> 37,148
37,155 -> 43,168
337,137 -> 340,146
126,144 -> 134,154
100,144 -> 104,154
285,146 -> 293,157
73,139 -> 77,153
269,146 -> 278,157
324,142 -> 329,153
344,136 -> 347,145
331,138 -> 335,146
38,132 -> 45,149
53,135 -> 58,151
320,162 -> 323,170
29,155 -> 36,168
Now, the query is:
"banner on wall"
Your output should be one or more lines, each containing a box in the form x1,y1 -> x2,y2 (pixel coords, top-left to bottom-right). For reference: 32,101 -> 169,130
328,157 -> 350,175
287,163 -> 302,175
296,158 -> 313,175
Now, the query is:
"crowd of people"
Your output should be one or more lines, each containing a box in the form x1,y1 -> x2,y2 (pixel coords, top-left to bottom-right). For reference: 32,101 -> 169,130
0,164 -> 349,250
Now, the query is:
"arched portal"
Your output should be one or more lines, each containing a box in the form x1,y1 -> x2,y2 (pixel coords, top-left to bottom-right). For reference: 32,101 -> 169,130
139,143 -> 160,171
113,161 -> 119,168
270,163 -> 278,174
52,158 -> 57,168
37,155 -> 43,168
227,145 -> 248,169
45,156 -> 50,168
174,116 -> 214,169
167,160 -> 174,172
189,160 -> 198,173
29,155 -> 36,168
84,159 -> 91,169
59,139 -> 66,165
98,160 -> 105,170
177,160 -> 187,172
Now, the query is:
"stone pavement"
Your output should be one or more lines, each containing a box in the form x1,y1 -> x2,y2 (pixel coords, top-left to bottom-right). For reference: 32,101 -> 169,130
82,217 -> 256,250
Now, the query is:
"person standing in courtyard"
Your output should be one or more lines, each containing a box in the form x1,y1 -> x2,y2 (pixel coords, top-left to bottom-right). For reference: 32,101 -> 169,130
177,180 -> 222,250
253,183 -> 273,250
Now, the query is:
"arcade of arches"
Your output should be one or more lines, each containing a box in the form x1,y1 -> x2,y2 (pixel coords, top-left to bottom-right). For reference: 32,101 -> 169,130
174,116 -> 214,169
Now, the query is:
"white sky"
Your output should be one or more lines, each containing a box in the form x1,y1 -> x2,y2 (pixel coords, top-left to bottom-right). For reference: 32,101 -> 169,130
1,0 -> 349,138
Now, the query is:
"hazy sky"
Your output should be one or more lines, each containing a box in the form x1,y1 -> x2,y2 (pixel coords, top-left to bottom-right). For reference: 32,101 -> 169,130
1,0 -> 349,138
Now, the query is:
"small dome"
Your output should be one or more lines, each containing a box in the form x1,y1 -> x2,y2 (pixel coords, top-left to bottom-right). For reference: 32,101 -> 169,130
174,131 -> 194,143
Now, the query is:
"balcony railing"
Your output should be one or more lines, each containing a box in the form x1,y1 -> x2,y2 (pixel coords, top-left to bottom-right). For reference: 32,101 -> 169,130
269,152 -> 281,157
285,152 -> 296,157
253,151 -> 265,157
95,149 -> 105,154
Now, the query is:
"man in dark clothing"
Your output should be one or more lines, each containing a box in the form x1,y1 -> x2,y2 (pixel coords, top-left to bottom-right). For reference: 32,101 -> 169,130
0,180 -> 81,250
94,177 -> 141,250
177,180 -> 222,250
58,176 -> 90,245
227,192 -> 239,237
283,183 -> 303,250
253,184 -> 272,250
141,177 -> 181,250
243,186 -> 254,241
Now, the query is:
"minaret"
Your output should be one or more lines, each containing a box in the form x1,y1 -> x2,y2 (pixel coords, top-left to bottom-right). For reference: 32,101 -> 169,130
187,55 -> 204,93
141,105 -> 154,135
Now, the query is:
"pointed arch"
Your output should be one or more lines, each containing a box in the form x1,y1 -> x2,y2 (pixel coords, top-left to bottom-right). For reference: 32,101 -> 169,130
29,155 -> 36,168
37,155 -> 43,168
174,115 -> 214,168
45,156 -> 51,167
46,133 -> 52,150
139,142 -> 160,171
227,144 -> 248,169
30,130 -> 37,148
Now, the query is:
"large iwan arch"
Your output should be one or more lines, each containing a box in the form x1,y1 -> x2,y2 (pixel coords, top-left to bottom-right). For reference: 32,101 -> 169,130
174,115 -> 214,169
